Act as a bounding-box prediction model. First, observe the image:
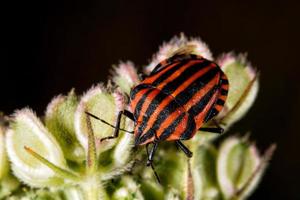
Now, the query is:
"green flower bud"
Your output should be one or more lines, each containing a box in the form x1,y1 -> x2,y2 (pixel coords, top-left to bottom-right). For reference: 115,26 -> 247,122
216,53 -> 259,128
113,62 -> 140,95
168,135 -> 275,200
0,118 -> 21,199
74,85 -> 126,154
217,136 -> 275,199
5,109 -> 68,187
45,90 -> 85,162
191,144 -> 220,200
136,145 -> 185,199
112,118 -> 134,167
73,84 -> 135,196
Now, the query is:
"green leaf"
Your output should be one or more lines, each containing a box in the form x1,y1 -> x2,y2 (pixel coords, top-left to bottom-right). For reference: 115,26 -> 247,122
217,136 -> 262,199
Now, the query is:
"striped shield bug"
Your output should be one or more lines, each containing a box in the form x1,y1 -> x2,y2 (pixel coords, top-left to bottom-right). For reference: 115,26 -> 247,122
86,51 -> 229,182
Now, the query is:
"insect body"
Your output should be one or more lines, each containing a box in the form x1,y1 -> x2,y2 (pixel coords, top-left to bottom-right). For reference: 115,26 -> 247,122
130,54 -> 228,148
86,52 -> 229,182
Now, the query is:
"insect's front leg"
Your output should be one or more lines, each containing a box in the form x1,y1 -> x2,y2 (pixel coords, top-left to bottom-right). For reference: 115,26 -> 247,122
85,110 -> 135,142
100,110 -> 123,142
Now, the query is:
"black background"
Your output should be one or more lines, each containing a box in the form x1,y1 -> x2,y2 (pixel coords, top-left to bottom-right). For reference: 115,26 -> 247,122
2,0 -> 300,199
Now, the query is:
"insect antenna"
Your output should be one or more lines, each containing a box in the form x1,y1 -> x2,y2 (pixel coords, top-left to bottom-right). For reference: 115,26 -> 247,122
85,111 -> 134,134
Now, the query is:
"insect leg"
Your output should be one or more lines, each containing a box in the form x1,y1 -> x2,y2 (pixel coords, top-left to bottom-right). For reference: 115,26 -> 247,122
146,143 -> 161,183
175,141 -> 193,158
199,120 -> 224,134
123,110 -> 135,121
85,110 -> 134,142
146,142 -> 158,166
99,111 -> 124,142
86,110 -> 134,123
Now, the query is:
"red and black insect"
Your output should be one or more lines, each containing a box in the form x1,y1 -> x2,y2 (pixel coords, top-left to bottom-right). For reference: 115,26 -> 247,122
86,52 -> 229,182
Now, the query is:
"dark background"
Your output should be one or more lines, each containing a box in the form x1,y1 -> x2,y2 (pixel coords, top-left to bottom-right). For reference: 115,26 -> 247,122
2,0 -> 300,199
